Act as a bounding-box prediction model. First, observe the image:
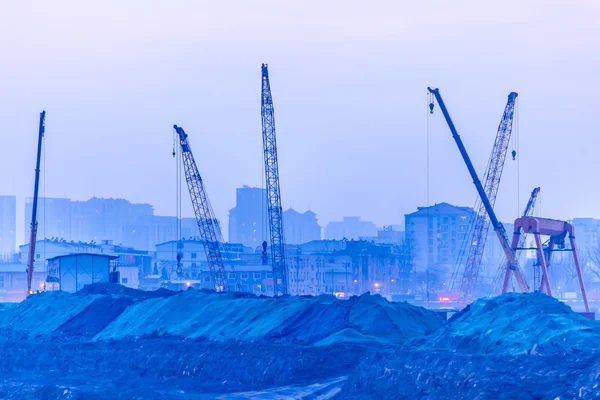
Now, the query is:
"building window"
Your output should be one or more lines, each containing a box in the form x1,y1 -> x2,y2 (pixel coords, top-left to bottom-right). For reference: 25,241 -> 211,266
254,272 -> 261,279
228,272 -> 237,279
191,263 -> 197,269
36,254 -> 40,259
0,276 -> 4,289
191,253 -> 197,259
121,278 -> 128,284
241,273 -> 248,279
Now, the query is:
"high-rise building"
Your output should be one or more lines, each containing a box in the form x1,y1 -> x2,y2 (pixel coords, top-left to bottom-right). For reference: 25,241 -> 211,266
325,217 -> 377,240
0,196 -> 16,255
405,203 -> 475,289
71,197 -> 154,244
24,197 -> 72,243
228,186 -> 268,248
283,208 -> 321,244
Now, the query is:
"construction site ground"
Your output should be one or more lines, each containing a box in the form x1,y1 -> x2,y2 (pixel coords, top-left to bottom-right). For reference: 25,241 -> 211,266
0,284 -> 599,399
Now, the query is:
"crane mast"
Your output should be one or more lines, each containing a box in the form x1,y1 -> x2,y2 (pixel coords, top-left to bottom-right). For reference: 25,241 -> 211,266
26,111 -> 45,295
427,88 -> 529,293
173,125 -> 229,292
261,64 -> 288,296
458,92 -> 518,299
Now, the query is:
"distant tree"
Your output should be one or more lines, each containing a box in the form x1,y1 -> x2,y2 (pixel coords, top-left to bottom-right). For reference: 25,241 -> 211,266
581,247 -> 600,285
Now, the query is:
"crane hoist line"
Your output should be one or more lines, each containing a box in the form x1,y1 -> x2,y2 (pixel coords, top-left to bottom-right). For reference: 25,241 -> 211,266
173,124 -> 229,292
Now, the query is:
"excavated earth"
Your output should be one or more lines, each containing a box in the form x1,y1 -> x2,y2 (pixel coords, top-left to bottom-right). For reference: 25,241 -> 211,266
0,284 -> 598,399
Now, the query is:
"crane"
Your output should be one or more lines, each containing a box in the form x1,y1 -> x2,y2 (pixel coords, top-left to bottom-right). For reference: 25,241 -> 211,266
427,88 -> 529,293
456,92 -> 518,300
173,125 -> 229,292
491,187 -> 540,293
26,111 -> 46,295
261,63 -> 288,296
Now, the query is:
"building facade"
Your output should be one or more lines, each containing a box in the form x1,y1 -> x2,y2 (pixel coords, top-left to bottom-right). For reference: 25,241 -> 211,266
47,253 -> 116,293
325,217 -> 377,240
24,197 -> 71,243
0,196 -> 16,256
283,208 -> 321,244
287,239 -> 411,298
228,186 -> 268,248
18,239 -> 151,290
22,197 -> 219,251
0,262 -> 46,302
405,203 -> 475,291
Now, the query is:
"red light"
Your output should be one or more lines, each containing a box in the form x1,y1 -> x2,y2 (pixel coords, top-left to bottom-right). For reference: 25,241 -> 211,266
439,297 -> 451,302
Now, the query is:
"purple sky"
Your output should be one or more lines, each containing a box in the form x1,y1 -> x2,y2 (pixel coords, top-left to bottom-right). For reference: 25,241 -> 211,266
1,0 -> 599,243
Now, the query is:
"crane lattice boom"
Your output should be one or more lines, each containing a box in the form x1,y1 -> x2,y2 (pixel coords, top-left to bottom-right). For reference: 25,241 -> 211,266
173,125 -> 228,292
459,92 -> 518,299
261,64 -> 288,296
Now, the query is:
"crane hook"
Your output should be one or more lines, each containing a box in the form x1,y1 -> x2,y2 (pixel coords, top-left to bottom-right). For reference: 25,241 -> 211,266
511,150 -> 516,160
429,102 -> 435,114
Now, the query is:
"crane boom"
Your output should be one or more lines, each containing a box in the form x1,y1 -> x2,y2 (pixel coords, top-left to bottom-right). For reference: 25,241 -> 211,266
26,111 -> 45,295
173,125 -> 229,292
261,64 -> 288,296
459,92 -> 518,299
427,88 -> 529,293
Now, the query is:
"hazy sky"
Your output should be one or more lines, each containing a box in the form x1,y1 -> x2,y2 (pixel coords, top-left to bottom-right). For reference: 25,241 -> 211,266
1,0 -> 599,243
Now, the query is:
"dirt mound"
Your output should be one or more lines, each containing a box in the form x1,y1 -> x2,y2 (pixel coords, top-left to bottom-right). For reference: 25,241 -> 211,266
339,349 -> 600,399
96,291 -> 444,345
56,297 -> 135,337
0,285 -> 444,346
0,291 -> 98,338
419,292 -> 600,354
77,282 -> 177,300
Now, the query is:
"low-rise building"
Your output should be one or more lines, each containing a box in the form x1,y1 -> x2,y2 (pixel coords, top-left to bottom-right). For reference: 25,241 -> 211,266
18,239 -> 150,291
47,253 -> 117,293
0,262 -> 46,302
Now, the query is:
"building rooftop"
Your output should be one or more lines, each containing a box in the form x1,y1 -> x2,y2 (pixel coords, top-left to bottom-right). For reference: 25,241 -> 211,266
47,253 -> 119,262
405,202 -> 474,217
18,238 -> 149,255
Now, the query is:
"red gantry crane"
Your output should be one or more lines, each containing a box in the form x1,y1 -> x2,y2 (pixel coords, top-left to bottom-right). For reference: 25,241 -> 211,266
26,111 -> 46,296
504,217 -> 589,312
